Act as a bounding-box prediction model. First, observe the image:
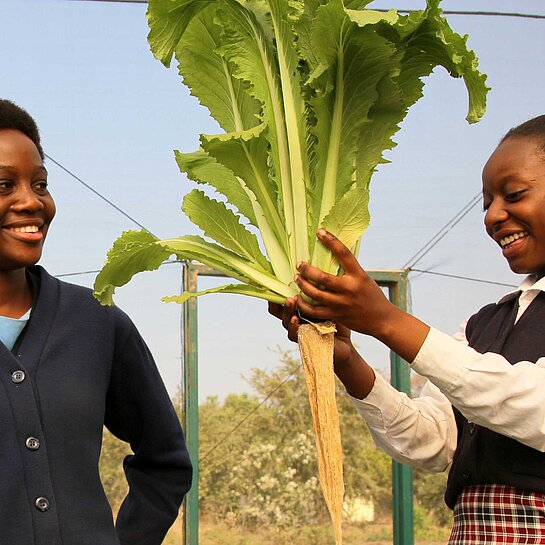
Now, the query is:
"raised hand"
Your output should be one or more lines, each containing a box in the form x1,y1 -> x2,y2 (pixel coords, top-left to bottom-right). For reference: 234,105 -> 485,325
268,295 -> 377,400
293,229 -> 393,337
268,297 -> 354,366
294,229 -> 430,363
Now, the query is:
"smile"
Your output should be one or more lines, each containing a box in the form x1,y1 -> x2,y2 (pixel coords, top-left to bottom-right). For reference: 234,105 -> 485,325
499,231 -> 528,248
8,225 -> 40,233
2,224 -> 44,242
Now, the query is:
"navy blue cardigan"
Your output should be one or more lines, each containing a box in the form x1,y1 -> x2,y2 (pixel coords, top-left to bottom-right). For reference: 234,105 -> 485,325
0,266 -> 192,544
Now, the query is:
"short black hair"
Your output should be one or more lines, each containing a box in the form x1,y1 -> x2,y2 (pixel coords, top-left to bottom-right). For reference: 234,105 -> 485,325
0,99 -> 44,160
501,115 -> 545,155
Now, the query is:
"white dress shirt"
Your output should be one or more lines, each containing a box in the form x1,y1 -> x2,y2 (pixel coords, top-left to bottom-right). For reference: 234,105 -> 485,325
350,274 -> 545,472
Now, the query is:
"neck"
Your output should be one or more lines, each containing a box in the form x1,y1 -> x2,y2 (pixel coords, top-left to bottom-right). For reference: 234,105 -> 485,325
0,268 -> 32,318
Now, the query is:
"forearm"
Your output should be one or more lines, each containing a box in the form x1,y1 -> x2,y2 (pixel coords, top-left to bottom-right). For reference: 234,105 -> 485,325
350,374 -> 456,471
334,348 -> 376,399
413,327 -> 545,451
116,449 -> 192,545
108,320 -> 192,544
372,303 -> 430,364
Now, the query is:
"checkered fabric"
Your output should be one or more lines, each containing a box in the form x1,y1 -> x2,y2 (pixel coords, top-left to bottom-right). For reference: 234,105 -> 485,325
449,485 -> 545,544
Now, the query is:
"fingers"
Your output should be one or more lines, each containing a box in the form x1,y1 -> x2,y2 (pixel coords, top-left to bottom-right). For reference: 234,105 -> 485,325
295,261 -> 339,293
267,299 -> 299,342
268,302 -> 283,319
316,229 -> 362,275
295,295 -> 332,321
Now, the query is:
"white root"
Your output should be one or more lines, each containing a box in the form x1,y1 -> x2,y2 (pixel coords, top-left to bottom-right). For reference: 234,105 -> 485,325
298,321 -> 344,545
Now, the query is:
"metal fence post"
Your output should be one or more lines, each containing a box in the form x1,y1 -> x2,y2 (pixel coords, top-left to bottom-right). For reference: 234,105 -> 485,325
182,263 -> 200,545
388,272 -> 414,545
181,265 -> 414,545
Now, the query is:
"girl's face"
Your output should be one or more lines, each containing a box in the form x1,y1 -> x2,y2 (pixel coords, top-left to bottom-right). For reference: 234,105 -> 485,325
482,136 -> 545,276
0,129 -> 56,272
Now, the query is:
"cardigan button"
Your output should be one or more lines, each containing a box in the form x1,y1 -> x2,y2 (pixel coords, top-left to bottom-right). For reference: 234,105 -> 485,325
25,437 -> 40,451
35,497 -> 50,512
462,470 -> 471,480
11,370 -> 26,384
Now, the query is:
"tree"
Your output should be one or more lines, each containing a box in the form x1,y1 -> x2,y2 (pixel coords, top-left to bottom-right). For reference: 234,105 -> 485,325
99,428 -> 131,511
98,349 -> 449,529
198,350 -> 393,526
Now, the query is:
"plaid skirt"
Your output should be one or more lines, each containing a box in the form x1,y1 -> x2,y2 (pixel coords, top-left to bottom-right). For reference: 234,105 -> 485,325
449,485 -> 545,544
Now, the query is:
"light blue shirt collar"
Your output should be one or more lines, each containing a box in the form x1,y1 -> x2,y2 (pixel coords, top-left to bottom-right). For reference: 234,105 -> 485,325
0,309 -> 31,351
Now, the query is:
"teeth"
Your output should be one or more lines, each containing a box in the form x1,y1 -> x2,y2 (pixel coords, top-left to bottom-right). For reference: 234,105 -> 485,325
500,231 -> 528,248
11,226 -> 39,233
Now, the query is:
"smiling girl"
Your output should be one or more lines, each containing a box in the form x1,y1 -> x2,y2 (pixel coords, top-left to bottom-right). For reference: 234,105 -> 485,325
270,115 -> 545,543
0,99 -> 192,545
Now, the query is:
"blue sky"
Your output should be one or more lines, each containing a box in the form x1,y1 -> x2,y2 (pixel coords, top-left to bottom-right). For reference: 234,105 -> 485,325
2,0 -> 545,398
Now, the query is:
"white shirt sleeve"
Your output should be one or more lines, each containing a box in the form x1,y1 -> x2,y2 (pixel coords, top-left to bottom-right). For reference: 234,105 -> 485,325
348,280 -> 545,468
350,372 -> 457,472
412,327 -> 545,452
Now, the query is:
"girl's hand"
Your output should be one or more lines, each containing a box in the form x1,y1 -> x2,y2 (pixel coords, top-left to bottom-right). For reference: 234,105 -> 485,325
294,229 -> 395,338
294,229 -> 430,363
268,298 -> 377,399
268,298 -> 355,367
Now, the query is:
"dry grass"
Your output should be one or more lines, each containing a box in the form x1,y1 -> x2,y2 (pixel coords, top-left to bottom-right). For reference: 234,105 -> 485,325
161,517 -> 450,545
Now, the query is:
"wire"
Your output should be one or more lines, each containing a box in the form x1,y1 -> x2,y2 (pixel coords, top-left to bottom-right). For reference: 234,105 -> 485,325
199,363 -> 302,464
70,0 -> 148,3
410,268 -> 518,288
398,10 -> 545,20
45,153 -> 156,237
402,192 -> 482,270
53,259 -> 182,279
73,1 -> 545,19
55,269 -> 101,278
60,0 -> 543,463
438,11 -> 545,20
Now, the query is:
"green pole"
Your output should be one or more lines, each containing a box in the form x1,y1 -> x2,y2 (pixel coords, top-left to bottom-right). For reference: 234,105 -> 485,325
181,266 -> 414,545
388,272 -> 414,545
182,263 -> 200,545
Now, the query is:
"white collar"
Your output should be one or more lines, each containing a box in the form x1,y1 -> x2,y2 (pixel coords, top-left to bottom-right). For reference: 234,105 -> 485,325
497,274 -> 545,304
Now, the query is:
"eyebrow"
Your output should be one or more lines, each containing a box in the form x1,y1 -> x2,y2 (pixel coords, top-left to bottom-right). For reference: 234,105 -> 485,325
0,164 -> 48,175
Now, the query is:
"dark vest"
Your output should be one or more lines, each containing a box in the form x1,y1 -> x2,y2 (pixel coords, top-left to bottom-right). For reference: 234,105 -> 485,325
444,291 -> 545,509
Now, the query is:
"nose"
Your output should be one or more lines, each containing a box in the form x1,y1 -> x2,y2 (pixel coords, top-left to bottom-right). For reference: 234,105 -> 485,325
11,184 -> 45,213
484,198 -> 508,235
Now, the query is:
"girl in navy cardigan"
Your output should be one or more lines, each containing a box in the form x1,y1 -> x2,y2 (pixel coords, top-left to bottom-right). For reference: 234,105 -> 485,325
0,99 -> 192,545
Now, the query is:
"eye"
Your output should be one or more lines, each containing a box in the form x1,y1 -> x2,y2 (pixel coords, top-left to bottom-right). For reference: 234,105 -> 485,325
505,189 -> 526,202
33,179 -> 49,194
0,180 -> 13,191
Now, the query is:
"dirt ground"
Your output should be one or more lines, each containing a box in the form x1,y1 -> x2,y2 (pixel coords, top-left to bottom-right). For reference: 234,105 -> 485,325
162,517 -> 450,544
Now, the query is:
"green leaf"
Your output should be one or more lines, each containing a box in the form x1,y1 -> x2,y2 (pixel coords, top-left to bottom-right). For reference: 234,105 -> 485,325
201,125 -> 281,237
182,189 -> 272,272
94,230 -> 172,305
316,185 -> 371,274
200,125 -> 294,284
393,2 -> 489,124
147,0 -> 208,66
163,283 -> 286,304
176,4 -> 262,132
267,0 -> 313,264
217,0 -> 308,266
174,149 -> 258,226
308,0 -> 401,233
159,235 -> 298,298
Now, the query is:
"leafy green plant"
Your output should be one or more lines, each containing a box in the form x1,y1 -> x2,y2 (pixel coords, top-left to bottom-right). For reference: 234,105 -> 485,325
93,0 -> 488,306
94,2 -> 487,542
